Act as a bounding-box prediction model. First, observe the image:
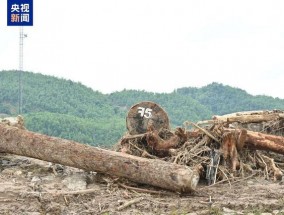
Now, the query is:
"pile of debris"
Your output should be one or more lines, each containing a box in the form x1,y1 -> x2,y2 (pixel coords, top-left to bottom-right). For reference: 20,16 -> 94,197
0,103 -> 284,194
117,103 -> 284,186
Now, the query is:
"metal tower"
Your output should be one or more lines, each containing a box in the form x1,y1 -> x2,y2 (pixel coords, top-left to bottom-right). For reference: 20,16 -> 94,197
19,26 -> 27,114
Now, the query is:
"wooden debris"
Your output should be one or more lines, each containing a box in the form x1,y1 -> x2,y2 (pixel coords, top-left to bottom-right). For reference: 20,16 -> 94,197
260,154 -> 283,180
117,197 -> 144,211
118,183 -> 172,195
0,123 -> 199,193
223,128 -> 284,155
187,121 -> 220,143
221,132 -> 239,171
146,130 -> 179,152
213,110 -> 284,123
236,129 -> 247,151
1,106 -> 284,191
120,107 -> 284,185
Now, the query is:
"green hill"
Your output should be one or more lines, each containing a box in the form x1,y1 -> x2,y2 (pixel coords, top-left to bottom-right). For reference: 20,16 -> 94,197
0,70 -> 125,146
1,70 -> 283,146
176,83 -> 284,114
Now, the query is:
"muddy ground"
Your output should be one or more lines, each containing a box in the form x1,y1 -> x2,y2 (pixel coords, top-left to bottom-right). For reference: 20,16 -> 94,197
0,154 -> 283,215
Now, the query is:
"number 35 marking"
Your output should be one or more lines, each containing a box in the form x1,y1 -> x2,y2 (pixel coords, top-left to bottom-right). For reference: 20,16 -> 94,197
137,107 -> 152,118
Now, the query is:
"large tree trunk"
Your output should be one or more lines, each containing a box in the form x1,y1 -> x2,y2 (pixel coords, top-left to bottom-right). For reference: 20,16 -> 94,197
245,130 -> 284,154
0,124 -> 199,193
223,128 -> 284,154
213,112 -> 284,123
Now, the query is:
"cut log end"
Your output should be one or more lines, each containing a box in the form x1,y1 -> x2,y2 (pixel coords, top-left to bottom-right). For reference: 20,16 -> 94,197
172,168 -> 200,192
126,101 -> 170,135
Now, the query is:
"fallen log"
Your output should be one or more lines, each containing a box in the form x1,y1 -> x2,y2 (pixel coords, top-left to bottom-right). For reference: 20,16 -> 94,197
0,124 -> 199,193
213,112 -> 284,124
222,128 -> 284,155
245,130 -> 284,154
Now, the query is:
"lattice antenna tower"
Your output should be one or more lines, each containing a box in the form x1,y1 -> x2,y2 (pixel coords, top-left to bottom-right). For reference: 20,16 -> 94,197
19,26 -> 27,114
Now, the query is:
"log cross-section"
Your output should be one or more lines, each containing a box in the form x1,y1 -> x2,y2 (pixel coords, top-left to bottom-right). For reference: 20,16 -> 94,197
0,124 -> 199,193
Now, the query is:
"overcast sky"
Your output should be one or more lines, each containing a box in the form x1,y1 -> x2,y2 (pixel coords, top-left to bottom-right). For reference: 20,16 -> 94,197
0,1 -> 283,98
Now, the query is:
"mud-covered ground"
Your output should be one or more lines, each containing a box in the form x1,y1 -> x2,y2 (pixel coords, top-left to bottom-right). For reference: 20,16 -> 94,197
0,154 -> 283,215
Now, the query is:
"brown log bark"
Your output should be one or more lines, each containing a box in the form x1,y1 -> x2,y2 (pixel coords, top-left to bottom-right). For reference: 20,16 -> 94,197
221,132 -> 239,171
236,129 -> 247,151
224,128 -> 284,155
0,124 -> 199,192
245,130 -> 284,154
213,113 -> 284,123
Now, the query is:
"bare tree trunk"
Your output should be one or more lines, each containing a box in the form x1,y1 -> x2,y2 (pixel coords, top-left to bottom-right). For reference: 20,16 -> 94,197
213,112 -> 284,123
223,128 -> 284,154
245,130 -> 284,154
0,124 -> 199,193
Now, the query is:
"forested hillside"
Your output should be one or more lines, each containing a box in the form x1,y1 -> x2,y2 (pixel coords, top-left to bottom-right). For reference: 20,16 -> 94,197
0,71 -> 125,146
1,70 -> 283,146
176,83 -> 284,114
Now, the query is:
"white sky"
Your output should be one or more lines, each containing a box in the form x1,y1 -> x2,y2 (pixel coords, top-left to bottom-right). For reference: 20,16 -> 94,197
0,0 -> 284,98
